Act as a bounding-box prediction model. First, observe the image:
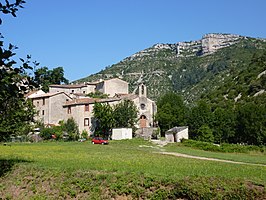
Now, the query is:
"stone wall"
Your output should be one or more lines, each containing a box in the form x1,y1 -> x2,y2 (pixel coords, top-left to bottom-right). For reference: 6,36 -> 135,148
135,127 -> 160,140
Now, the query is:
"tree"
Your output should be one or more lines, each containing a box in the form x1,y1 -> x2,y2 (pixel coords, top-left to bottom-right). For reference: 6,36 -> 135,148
0,0 -> 37,141
211,107 -> 236,143
196,125 -> 214,143
86,91 -> 109,99
62,117 -> 79,140
93,102 -> 114,137
34,66 -> 69,92
235,102 -> 266,145
0,0 -> 25,25
156,92 -> 187,135
188,100 -> 213,139
113,99 -> 138,129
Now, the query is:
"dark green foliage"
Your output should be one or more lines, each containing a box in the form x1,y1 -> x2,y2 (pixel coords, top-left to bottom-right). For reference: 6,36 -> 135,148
62,118 -> 79,140
40,118 -> 79,141
93,102 -> 114,137
211,107 -> 236,143
0,0 -> 25,24
188,100 -> 213,139
156,92 -> 187,135
40,127 -> 54,140
0,2 -> 37,141
196,125 -> 214,143
180,139 -> 265,153
34,66 -> 69,92
86,91 -> 109,98
93,100 -> 138,137
113,99 -> 138,129
235,102 -> 266,145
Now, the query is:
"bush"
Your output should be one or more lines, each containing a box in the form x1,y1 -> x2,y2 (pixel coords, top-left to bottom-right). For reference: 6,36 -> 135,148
181,139 -> 265,153
40,128 -> 53,140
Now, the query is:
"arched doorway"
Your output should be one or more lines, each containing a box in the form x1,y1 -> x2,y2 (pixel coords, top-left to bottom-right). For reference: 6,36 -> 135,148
140,115 -> 147,128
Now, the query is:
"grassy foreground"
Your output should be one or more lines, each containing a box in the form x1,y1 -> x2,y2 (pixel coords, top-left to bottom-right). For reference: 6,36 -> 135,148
0,139 -> 265,199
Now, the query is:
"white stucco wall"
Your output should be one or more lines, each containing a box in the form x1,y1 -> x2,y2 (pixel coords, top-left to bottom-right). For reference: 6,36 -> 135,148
103,79 -> 128,97
176,128 -> 188,142
112,128 -> 132,140
165,127 -> 188,143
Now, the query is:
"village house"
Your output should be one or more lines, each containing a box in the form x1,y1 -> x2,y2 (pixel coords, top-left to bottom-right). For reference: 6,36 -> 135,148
29,92 -> 72,125
28,78 -> 157,135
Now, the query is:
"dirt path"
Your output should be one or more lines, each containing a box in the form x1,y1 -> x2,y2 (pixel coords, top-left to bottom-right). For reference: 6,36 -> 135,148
159,152 -> 266,167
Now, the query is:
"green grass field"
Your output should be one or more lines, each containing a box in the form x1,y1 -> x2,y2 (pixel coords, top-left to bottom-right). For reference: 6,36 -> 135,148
0,139 -> 266,199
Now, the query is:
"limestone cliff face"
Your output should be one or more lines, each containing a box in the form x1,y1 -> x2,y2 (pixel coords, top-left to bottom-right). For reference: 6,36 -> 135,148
125,33 -> 244,61
176,33 -> 243,57
201,33 -> 242,55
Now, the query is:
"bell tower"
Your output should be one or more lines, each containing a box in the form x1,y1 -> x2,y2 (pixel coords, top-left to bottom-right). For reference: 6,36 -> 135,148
138,83 -> 147,97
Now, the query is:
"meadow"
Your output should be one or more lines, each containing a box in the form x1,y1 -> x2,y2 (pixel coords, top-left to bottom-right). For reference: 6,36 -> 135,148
0,139 -> 265,199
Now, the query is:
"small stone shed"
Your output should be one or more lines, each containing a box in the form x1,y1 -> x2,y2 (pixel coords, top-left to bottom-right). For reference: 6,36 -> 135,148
165,126 -> 188,142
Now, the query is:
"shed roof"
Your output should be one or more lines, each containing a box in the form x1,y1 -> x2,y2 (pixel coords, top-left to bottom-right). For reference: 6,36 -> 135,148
165,126 -> 188,134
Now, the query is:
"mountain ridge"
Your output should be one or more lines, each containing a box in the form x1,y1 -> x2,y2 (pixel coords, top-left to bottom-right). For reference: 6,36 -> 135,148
75,33 -> 266,104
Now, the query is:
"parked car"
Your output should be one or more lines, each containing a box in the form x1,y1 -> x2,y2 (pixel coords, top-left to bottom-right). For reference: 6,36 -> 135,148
92,137 -> 109,145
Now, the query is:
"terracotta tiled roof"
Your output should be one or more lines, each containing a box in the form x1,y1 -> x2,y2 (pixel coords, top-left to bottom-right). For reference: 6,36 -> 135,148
119,93 -> 138,100
49,82 -> 99,89
29,92 -> 72,99
49,84 -> 87,88
63,97 -> 121,106
24,90 -> 42,97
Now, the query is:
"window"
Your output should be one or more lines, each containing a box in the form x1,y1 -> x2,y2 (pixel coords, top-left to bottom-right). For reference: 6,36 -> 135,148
141,85 -> 145,95
71,90 -> 74,93
42,110 -> 45,115
67,106 -> 71,114
84,118 -> 89,126
140,103 -> 146,110
37,101 -> 39,106
85,104 -> 89,112
42,98 -> 45,105
83,91 -> 86,94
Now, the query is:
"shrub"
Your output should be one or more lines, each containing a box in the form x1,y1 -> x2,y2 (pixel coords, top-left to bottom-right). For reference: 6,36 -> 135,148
181,139 -> 265,153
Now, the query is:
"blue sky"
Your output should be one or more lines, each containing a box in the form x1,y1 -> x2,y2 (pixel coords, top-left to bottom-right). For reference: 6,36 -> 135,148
2,0 -> 266,81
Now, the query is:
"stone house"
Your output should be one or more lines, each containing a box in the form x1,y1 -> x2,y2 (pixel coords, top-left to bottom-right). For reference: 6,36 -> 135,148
49,83 -> 96,96
95,78 -> 128,97
30,92 -> 72,125
63,97 -> 121,134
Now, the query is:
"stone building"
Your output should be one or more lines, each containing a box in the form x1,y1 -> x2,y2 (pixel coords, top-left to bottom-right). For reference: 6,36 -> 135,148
49,83 -> 96,96
63,97 -> 121,134
30,92 -> 72,125
49,78 -> 128,98
95,78 -> 128,97
28,78 -> 156,135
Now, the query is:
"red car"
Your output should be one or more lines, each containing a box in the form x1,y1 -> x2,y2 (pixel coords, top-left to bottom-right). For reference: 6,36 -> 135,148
91,137 -> 109,145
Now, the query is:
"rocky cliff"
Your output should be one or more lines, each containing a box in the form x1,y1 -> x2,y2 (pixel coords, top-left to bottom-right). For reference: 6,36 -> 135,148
125,33 -> 244,61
